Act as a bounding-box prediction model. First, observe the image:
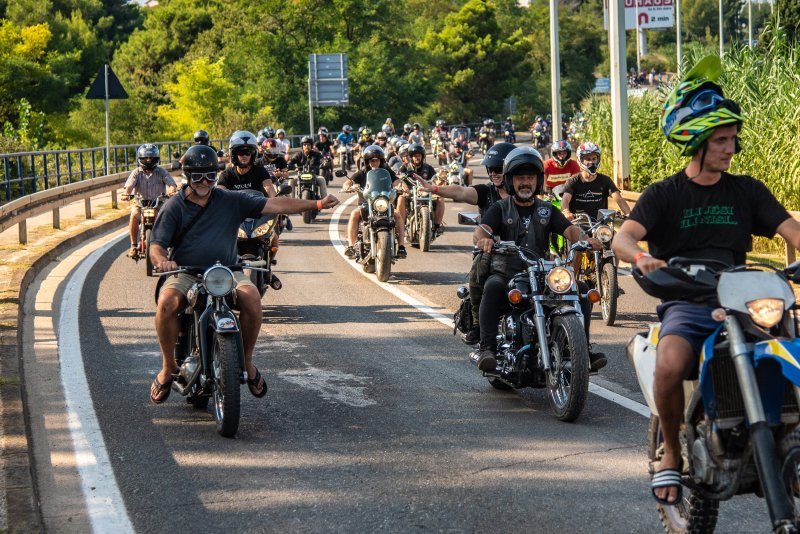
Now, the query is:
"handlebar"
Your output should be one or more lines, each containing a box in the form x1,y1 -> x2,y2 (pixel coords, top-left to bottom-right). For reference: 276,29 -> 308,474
156,260 -> 267,276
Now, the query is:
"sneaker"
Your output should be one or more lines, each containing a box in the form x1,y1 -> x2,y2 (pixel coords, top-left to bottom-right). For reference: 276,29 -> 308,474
269,274 -> 282,290
589,350 -> 608,371
475,348 -> 497,372
127,245 -> 138,258
617,287 -> 626,296
396,245 -> 408,259
462,327 -> 480,345
344,245 -> 355,258
433,223 -> 444,238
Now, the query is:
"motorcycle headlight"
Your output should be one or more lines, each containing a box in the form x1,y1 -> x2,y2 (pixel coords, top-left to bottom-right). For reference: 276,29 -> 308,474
142,208 -> 156,218
373,196 -> 390,213
253,219 -> 275,237
594,225 -> 613,243
546,267 -> 574,294
746,298 -> 785,328
237,228 -> 247,238
203,265 -> 235,297
300,173 -> 314,181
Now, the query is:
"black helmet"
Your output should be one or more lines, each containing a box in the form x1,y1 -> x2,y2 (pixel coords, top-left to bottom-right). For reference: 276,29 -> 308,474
412,122 -> 421,130
263,127 -> 275,139
228,130 -> 259,166
361,144 -> 386,162
300,135 -> 314,146
480,142 -> 515,169
181,145 -> 219,179
137,143 -> 160,170
502,146 -> 544,195
193,130 -> 210,145
407,143 -> 425,158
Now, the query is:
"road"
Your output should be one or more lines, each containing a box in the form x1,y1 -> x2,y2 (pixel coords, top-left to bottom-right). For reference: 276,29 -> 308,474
21,153 -> 772,532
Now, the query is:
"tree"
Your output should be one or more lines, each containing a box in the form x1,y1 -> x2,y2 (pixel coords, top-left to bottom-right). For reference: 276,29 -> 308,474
776,0 -> 800,42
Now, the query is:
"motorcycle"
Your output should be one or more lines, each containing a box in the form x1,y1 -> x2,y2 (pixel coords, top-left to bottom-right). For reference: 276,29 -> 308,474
337,143 -> 354,173
320,153 -> 334,184
402,174 -> 439,252
456,213 -> 598,421
628,258 -> 800,533
570,209 -> 622,326
127,194 -> 168,276
504,129 -> 516,143
347,168 -> 398,282
478,131 -> 495,155
237,185 -> 292,297
159,259 -> 271,437
289,163 -> 321,224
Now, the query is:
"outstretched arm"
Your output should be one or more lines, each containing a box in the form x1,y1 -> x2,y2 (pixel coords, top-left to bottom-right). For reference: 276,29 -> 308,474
261,194 -> 339,214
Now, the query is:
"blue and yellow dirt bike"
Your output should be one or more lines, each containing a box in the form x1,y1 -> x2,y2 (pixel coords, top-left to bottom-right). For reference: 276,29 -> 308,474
629,258 -> 800,533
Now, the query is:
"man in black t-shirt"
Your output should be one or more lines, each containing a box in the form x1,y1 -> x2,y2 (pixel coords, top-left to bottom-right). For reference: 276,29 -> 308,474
612,58 -> 800,506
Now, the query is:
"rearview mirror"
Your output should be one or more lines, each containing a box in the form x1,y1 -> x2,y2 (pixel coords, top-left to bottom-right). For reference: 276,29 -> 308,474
458,212 -> 480,226
278,183 -> 292,196
334,170 -> 347,178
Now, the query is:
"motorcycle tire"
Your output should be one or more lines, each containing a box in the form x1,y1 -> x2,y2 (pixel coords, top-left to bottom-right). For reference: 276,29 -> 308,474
647,415 -> 719,533
601,262 -> 618,326
375,231 -> 392,282
546,314 -> 589,422
211,333 -> 241,438
420,207 -> 432,252
779,431 -> 800,525
301,189 -> 314,224
144,228 -> 154,277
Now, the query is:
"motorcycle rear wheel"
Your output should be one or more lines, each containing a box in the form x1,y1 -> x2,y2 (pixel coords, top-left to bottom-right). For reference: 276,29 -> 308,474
420,207 -> 432,252
546,314 -> 589,422
144,228 -> 154,276
375,231 -> 392,282
212,333 -> 241,438
601,262 -> 618,326
647,415 -> 719,533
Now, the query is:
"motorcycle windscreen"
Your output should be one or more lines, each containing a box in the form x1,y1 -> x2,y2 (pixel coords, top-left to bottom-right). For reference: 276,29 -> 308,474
365,168 -> 393,196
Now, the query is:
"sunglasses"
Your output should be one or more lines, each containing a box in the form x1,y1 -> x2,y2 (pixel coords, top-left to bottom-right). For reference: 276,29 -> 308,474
186,171 -> 217,183
488,167 -> 503,175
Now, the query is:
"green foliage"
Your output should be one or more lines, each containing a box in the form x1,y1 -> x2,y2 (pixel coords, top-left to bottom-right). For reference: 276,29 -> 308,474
777,0 -> 800,42
2,98 -> 46,150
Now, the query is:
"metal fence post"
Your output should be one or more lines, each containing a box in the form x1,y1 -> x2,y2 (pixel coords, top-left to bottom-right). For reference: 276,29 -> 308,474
79,151 -> 85,182
3,158 -> 10,201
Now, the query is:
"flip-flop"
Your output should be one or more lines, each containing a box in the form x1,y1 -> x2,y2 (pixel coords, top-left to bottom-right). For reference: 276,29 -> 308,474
247,368 -> 268,398
150,373 -> 175,404
651,467 -> 683,506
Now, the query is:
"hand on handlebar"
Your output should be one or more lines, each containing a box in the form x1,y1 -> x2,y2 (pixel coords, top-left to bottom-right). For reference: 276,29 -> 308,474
586,237 -> 604,251
636,255 -> 667,275
155,259 -> 178,274
476,237 -> 494,254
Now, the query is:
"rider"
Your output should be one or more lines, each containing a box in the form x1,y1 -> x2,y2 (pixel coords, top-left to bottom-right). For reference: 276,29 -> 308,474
275,128 -> 290,157
479,119 -> 495,146
611,55 -> 800,506
179,130 -> 216,166
397,142 -> 444,237
315,127 -> 334,156
502,116 -> 515,142
148,145 -> 339,404
288,136 -> 328,198
260,138 -> 289,182
335,124 -> 355,170
124,144 -> 177,258
401,123 -> 413,141
375,131 -> 389,151
408,123 -> 425,147
544,139 -> 580,194
388,142 -> 409,173
469,146 -> 607,373
450,141 -> 474,186
342,144 -> 407,259
415,141 -> 516,345
383,117 -> 395,136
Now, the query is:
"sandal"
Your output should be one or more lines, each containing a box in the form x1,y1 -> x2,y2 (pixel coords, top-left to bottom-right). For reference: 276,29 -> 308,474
247,368 -> 268,398
651,467 -> 683,506
150,371 -> 177,404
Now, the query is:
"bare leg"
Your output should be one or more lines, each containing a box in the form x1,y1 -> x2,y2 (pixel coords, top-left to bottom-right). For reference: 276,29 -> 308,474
653,335 -> 696,503
270,232 -> 279,260
394,212 -> 406,245
155,289 -> 184,383
348,210 -> 362,246
236,285 -> 263,380
434,199 -> 445,225
129,212 -> 140,245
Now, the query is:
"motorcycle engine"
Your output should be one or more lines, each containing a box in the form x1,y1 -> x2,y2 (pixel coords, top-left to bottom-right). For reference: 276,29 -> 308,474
501,315 -> 517,344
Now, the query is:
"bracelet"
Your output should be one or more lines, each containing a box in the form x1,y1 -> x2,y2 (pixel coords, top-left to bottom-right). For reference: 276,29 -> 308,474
316,199 -> 324,210
633,251 -> 652,264
433,185 -> 439,194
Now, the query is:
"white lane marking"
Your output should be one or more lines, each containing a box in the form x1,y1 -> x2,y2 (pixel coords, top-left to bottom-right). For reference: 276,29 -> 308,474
57,231 -> 135,532
278,367 -> 377,407
329,197 -> 651,419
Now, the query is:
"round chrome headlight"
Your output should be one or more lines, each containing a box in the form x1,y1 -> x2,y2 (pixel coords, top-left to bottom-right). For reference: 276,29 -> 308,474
373,196 -> 390,213
546,267 -> 574,294
595,225 -> 613,243
237,228 -> 247,238
203,265 -> 235,297
746,298 -> 785,328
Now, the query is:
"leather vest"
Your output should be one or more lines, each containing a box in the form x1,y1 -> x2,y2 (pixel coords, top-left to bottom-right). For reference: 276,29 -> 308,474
479,184 -> 503,218
496,196 -> 553,259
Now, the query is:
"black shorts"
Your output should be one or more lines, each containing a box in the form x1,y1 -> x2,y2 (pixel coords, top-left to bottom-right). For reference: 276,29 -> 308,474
657,301 -> 723,357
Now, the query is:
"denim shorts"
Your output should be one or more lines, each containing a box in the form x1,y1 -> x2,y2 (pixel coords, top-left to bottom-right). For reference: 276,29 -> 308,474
656,300 -> 723,356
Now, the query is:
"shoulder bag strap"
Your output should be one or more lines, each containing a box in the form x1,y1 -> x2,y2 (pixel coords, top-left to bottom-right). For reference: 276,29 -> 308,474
167,190 -> 215,261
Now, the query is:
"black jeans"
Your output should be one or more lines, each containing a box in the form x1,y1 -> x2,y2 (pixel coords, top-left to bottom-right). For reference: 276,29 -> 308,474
478,274 -> 592,351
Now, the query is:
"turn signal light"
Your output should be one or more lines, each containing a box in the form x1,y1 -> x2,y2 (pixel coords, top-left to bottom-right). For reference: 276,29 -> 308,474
587,289 -> 601,303
508,289 -> 523,305
270,247 -> 279,253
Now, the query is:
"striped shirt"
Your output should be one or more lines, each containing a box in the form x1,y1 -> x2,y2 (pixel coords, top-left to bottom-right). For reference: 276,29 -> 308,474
124,167 -> 176,200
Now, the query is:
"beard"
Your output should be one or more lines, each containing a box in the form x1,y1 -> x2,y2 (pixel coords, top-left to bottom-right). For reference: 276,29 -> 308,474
515,187 -> 534,201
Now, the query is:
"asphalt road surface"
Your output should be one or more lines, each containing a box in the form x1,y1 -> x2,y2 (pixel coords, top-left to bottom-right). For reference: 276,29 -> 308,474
21,152 -> 772,533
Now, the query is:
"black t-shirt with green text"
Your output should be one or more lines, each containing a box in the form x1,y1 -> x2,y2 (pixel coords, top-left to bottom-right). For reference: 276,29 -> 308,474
629,170 -> 790,266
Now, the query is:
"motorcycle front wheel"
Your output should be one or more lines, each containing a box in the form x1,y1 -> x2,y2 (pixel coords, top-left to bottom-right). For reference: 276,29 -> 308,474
546,314 -> 589,422
420,207 -> 432,252
302,189 -> 314,224
212,333 -> 242,438
647,415 -> 719,533
375,231 -> 392,282
601,262 -> 618,326
780,431 -> 800,525
144,228 -> 154,276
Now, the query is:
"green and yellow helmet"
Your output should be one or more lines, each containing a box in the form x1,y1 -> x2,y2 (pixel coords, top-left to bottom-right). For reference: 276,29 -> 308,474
661,56 -> 744,156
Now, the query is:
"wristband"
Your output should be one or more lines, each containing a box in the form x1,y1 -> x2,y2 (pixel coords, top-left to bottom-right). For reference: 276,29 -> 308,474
433,185 -> 439,194
316,199 -> 324,210
633,251 -> 651,264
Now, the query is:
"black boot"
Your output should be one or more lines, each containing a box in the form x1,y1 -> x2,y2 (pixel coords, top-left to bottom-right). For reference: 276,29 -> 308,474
462,327 -> 480,345
588,347 -> 607,371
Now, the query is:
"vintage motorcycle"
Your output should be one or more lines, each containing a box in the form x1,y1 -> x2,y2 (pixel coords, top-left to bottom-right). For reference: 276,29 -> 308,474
158,259 -> 271,437
338,143 -> 354,173
344,168 -> 398,282
289,163 -> 321,224
402,174 -> 438,252
237,185 -> 292,297
478,130 -> 495,155
504,128 -> 516,143
570,209 -> 622,326
456,213 -> 598,421
127,193 -> 168,276
628,258 -> 800,533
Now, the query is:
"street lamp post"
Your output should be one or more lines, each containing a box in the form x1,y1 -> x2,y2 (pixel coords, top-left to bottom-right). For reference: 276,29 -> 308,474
550,0 -> 562,143
676,0 -> 683,74
719,0 -> 725,57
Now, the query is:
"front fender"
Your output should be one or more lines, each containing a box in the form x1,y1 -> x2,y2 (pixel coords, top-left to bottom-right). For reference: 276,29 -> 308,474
199,307 -> 243,371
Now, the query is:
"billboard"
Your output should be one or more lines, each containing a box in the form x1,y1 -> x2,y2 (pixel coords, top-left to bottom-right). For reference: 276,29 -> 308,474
603,0 -> 675,30
309,54 -> 348,107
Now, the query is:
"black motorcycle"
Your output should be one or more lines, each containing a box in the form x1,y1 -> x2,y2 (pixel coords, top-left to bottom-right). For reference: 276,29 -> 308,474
159,260 -> 270,437
402,174 -> 439,252
126,194 -> 168,276
289,163 -> 321,223
320,152 -> 334,184
456,214 -> 597,422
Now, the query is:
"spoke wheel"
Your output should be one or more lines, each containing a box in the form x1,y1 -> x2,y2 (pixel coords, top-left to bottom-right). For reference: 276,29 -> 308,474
546,314 -> 589,422
601,262 -> 618,326
419,207 -> 432,252
375,231 -> 392,282
212,333 -> 241,438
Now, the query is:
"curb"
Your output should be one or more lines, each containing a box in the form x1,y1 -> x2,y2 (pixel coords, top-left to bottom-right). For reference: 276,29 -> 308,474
1,212 -> 127,533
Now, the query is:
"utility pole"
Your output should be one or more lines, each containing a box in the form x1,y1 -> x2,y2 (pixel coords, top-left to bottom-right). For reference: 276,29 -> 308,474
676,0 -> 683,75
550,0 -> 562,143
609,0 -> 630,188
719,0 -> 725,57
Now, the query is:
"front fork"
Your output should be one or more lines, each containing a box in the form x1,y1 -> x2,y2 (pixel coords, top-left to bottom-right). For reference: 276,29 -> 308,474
726,316 -> 796,531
